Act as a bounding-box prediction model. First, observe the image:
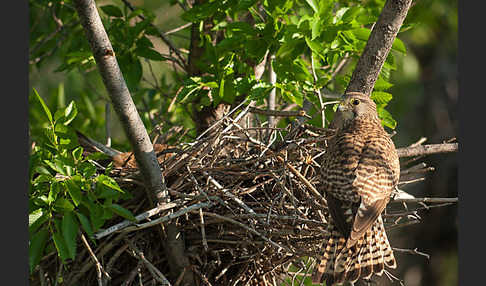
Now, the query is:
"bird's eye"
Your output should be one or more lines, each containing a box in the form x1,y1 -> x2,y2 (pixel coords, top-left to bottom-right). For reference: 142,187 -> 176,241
352,99 -> 360,106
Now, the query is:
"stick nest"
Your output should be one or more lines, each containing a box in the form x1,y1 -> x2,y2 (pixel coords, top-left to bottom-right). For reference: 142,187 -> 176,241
34,114 -> 450,286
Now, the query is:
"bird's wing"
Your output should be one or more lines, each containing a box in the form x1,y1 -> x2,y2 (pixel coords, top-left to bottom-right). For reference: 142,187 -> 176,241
347,137 -> 398,247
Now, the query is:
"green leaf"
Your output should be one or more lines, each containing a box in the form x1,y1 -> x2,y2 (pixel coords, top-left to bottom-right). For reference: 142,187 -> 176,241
305,36 -> 323,55
373,76 -> 394,91
43,159 -> 65,175
76,212 -> 94,239
53,198 -> 75,212
62,101 -> 78,126
48,181 -> 62,204
100,5 -> 123,17
135,36 -> 154,49
176,83 -> 201,103
62,212 -> 79,260
29,209 -> 44,228
391,37 -> 407,54
305,0 -> 319,14
107,204 -> 136,221
89,203 -> 105,231
29,228 -> 49,273
351,27 -> 371,41
80,161 -> 97,178
118,54 -> 143,90
377,106 -> 397,129
65,178 -> 82,207
52,231 -> 70,262
342,7 -> 363,23
97,174 -> 123,193
72,147 -> 84,162
248,82 -> 273,102
29,209 -> 49,234
181,1 -> 220,22
371,91 -> 393,105
135,47 -> 167,61
33,88 -> 53,125
310,16 -> 321,40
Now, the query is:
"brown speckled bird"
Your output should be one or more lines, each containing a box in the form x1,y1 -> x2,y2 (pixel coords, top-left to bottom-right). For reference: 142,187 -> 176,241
312,92 -> 400,285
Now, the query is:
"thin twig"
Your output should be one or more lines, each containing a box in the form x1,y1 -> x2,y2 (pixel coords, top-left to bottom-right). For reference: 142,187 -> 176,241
202,212 -> 292,252
121,202 -> 213,233
249,107 -> 311,118
80,233 -> 110,286
392,247 -> 430,260
94,202 -> 179,239
391,197 -> 458,204
311,54 -> 325,128
126,240 -> 172,285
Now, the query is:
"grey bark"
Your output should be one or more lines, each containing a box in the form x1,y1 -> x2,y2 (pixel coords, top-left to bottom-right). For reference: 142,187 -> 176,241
345,0 -> 413,96
72,0 -> 167,204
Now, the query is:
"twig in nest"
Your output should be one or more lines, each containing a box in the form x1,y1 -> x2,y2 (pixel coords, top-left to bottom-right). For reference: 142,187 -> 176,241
248,106 -> 311,119
203,171 -> 257,215
392,247 -> 430,260
386,220 -> 421,232
94,202 -> 179,239
80,233 -> 110,286
121,202 -> 214,233
122,261 -> 143,286
126,239 -> 172,285
193,267 -> 213,286
275,155 -> 325,205
391,197 -> 458,204
202,212 -> 292,252
199,208 -> 209,252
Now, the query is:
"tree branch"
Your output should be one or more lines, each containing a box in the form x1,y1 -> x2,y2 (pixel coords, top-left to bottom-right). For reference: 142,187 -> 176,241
397,143 -> 458,158
73,0 -> 168,204
345,0 -> 413,96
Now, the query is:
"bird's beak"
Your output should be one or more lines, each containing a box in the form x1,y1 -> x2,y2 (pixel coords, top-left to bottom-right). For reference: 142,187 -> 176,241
337,101 -> 350,112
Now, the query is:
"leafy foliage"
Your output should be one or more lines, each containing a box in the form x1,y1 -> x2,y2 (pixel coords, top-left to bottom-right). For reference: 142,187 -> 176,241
29,89 -> 134,273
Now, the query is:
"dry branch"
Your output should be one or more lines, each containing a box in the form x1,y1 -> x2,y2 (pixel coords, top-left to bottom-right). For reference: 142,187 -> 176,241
397,143 -> 458,158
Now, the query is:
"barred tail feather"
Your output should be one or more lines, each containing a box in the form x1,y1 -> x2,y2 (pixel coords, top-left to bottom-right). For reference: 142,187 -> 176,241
313,215 -> 396,285
312,223 -> 346,284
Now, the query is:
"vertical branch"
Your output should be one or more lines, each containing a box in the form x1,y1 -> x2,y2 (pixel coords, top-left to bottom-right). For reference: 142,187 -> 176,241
268,54 -> 277,129
72,0 -> 167,203
311,54 -> 325,128
345,0 -> 413,96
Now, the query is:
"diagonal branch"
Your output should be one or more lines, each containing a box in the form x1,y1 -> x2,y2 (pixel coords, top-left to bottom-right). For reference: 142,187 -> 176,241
73,0 -> 168,205
345,0 -> 413,96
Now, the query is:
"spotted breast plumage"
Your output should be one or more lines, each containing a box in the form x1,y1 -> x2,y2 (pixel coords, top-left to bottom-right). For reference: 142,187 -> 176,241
312,92 -> 400,285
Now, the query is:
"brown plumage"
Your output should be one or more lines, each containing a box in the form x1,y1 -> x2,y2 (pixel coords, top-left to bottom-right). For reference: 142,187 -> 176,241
76,130 -> 175,169
312,92 -> 400,285
112,143 -> 174,168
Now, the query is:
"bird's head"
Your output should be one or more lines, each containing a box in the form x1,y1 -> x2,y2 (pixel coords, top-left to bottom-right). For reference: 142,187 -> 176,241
331,92 -> 378,129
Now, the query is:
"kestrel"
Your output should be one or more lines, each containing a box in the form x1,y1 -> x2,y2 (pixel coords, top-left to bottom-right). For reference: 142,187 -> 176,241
312,92 -> 399,285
